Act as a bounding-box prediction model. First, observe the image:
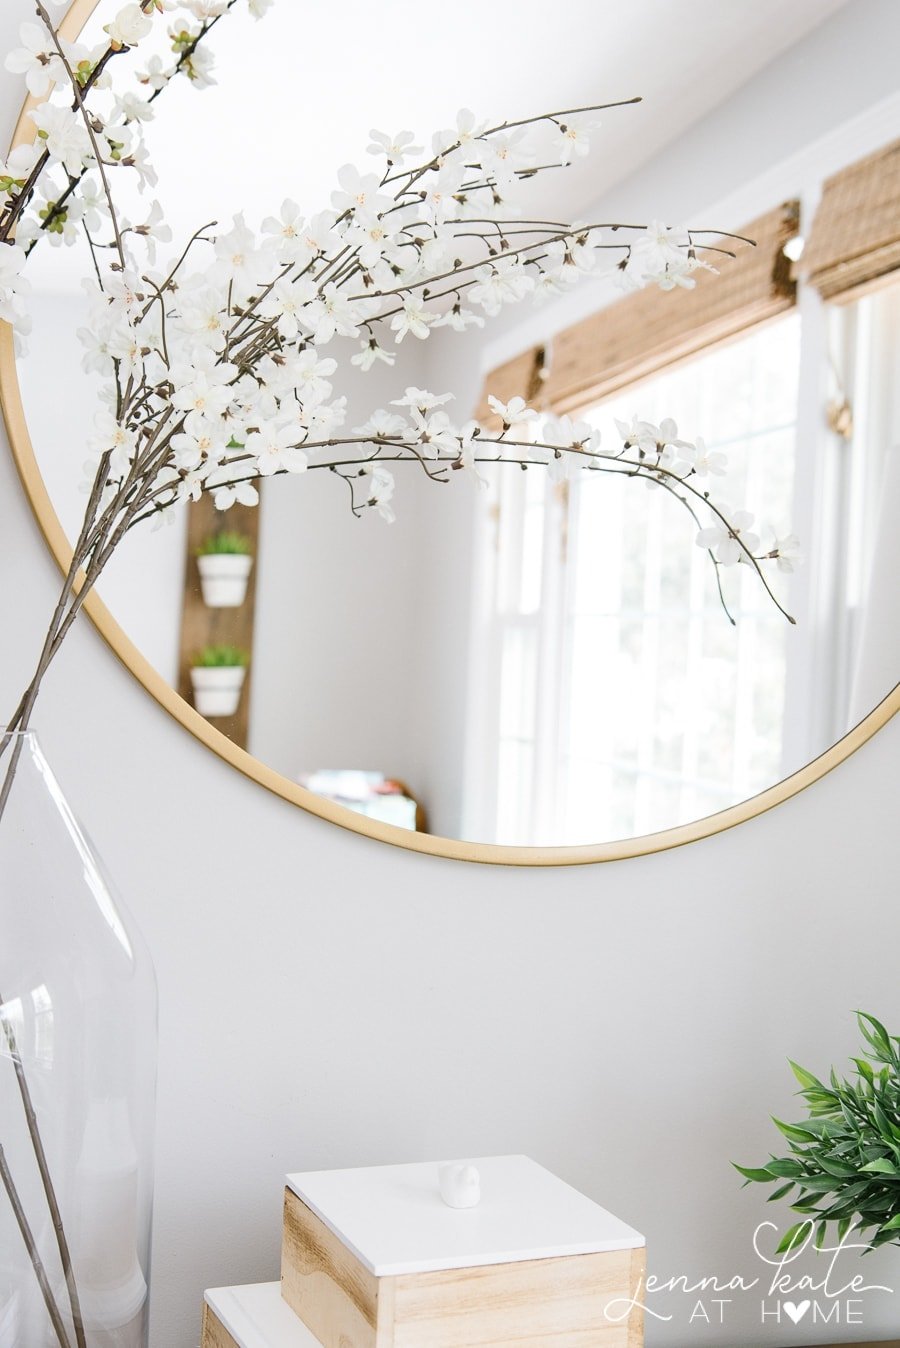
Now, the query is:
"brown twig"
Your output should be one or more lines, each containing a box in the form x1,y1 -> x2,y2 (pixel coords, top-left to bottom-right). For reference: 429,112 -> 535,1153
0,1143 -> 72,1348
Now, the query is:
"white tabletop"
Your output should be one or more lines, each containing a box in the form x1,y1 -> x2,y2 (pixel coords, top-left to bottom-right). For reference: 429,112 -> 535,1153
286,1154 -> 644,1277
205,1283 -> 320,1348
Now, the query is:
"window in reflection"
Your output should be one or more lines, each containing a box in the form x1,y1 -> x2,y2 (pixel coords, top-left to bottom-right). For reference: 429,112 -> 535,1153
478,315 -> 803,845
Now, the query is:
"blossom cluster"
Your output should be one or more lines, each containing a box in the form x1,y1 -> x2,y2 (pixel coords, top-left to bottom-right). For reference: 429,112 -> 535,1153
0,0 -> 798,626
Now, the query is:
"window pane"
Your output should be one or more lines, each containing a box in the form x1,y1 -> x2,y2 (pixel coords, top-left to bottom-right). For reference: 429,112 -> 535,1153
558,315 -> 801,842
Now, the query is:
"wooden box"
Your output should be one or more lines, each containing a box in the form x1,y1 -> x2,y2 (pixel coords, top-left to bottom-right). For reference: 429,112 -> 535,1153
280,1155 -> 645,1347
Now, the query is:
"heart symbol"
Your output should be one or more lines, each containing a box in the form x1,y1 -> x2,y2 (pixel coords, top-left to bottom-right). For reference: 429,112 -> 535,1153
783,1300 -> 810,1324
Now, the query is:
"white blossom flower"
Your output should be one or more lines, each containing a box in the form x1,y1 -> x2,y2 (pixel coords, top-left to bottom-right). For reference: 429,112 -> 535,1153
90,410 -> 137,477
469,257 -> 536,315
0,143 -> 40,206
288,349 -> 337,406
390,296 -> 436,342
655,417 -> 693,453
0,244 -> 30,330
542,413 -> 601,455
696,509 -> 760,565
294,210 -> 341,266
346,211 -> 403,269
120,138 -> 158,191
29,104 -> 92,177
247,0 -> 275,16
391,388 -> 453,412
261,199 -> 307,263
170,420 -> 226,470
419,164 -> 465,223
110,90 -> 156,125
246,423 -> 308,476
487,395 -> 539,428
137,54 -> 171,91
616,416 -> 666,456
207,467 -> 259,511
354,408 -> 407,441
406,409 -> 459,457
351,338 -> 396,371
211,213 -> 272,297
771,533 -> 803,573
131,200 -> 172,262
169,285 -> 225,353
547,449 -> 579,483
171,349 -> 237,419
457,422 -> 489,486
259,275 -> 316,340
102,268 -> 147,314
183,0 -> 229,18
77,177 -> 111,234
531,269 -> 569,304
410,232 -> 451,276
545,229 -> 599,279
679,436 -> 727,477
224,375 -> 270,435
105,321 -> 146,383
300,283 -> 362,344
331,165 -> 391,217
623,221 -> 709,292
35,187 -> 84,247
478,128 -> 533,187
432,107 -> 486,159
432,303 -> 484,332
77,321 -> 117,375
105,4 -> 154,49
362,465 -> 396,522
5,23 -> 68,97
302,396 -> 346,438
367,129 -> 423,164
554,117 -> 600,166
182,43 -> 217,87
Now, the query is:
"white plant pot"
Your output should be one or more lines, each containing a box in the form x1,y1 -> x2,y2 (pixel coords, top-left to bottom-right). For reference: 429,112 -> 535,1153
197,554 -> 253,608
190,666 -> 247,718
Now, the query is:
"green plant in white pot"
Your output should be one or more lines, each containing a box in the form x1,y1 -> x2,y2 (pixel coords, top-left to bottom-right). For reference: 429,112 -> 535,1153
737,1013 -> 900,1253
196,531 -> 254,608
189,645 -> 250,719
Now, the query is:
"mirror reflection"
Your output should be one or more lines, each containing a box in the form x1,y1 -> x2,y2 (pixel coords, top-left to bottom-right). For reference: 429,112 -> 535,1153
16,0 -> 899,847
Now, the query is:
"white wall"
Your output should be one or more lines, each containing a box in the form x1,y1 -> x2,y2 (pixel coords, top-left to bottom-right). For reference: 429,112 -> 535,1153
2,5 -> 899,1348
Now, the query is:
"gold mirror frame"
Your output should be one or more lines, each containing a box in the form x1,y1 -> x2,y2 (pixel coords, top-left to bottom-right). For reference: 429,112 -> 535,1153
2,0 -> 897,866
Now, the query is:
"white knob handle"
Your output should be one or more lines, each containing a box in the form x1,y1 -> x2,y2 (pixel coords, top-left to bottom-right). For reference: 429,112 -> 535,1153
439,1163 -> 481,1209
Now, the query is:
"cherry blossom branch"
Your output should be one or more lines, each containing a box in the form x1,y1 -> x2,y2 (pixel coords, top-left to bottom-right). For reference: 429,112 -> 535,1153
0,1 -> 159,245
382,96 -> 642,189
36,2 -> 127,266
15,3 -> 237,249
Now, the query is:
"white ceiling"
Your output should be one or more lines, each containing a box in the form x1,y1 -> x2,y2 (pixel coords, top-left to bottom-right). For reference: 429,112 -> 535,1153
35,0 -> 850,283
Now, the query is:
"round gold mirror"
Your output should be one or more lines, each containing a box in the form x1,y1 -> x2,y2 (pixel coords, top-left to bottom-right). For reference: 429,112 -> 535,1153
2,0 -> 897,864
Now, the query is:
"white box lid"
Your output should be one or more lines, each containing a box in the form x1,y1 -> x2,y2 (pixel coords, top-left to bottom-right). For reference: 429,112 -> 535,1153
205,1283 -> 320,1348
285,1154 -> 644,1277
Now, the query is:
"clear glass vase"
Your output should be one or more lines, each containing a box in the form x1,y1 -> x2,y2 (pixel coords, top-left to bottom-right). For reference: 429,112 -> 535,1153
0,732 -> 157,1348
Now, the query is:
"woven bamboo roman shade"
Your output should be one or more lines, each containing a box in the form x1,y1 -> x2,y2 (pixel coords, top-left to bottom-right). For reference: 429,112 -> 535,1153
799,138 -> 900,302
475,346 -> 544,428
478,202 -> 799,418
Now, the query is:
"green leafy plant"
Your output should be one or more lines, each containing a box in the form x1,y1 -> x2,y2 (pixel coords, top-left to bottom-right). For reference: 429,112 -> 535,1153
736,1013 -> 900,1253
195,531 -> 253,556
191,645 -> 250,668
